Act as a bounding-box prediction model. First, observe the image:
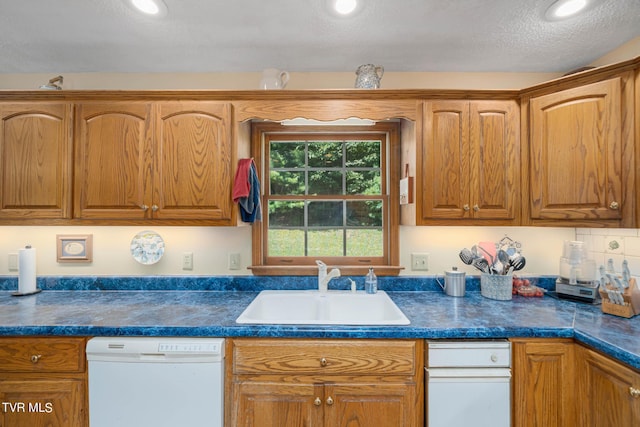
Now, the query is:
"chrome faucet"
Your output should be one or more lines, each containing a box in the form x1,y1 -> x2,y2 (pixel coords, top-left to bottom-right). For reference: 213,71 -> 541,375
316,260 -> 341,293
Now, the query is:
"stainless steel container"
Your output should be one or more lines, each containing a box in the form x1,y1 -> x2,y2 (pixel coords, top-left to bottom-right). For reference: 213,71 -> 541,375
437,267 -> 466,297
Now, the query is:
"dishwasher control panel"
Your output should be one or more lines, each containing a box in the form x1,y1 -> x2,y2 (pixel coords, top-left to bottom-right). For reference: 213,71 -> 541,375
158,342 -> 221,353
427,340 -> 511,368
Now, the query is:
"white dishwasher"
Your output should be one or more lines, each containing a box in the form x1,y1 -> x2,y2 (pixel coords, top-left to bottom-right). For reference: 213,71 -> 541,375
87,337 -> 224,427
426,340 -> 511,427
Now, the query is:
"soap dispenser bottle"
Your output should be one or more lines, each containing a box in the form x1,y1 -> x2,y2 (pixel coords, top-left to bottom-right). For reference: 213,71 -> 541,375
365,267 -> 377,294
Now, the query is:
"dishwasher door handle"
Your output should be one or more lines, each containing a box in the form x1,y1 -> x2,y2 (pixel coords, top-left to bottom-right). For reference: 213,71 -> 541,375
427,368 -> 512,380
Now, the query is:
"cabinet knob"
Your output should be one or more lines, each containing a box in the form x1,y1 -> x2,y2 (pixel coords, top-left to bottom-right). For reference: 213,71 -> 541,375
314,397 -> 322,406
473,204 -> 480,212
609,201 -> 619,210
326,396 -> 334,406
630,387 -> 640,398
463,204 -> 470,212
30,354 -> 42,364
320,357 -> 328,367
151,205 -> 159,212
491,354 -> 498,363
140,204 -> 149,211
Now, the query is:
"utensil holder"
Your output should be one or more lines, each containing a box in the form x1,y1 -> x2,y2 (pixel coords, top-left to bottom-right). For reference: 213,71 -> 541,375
481,273 -> 513,301
600,278 -> 640,318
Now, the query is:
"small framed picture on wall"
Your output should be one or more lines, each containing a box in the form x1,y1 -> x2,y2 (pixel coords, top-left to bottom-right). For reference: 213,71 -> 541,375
57,234 -> 93,263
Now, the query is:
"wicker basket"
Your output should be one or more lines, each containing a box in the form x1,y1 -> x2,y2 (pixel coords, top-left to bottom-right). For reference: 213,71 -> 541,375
481,273 -> 513,300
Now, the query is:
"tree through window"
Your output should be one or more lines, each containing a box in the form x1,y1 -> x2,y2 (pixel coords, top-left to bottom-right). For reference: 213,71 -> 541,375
250,122 -> 401,275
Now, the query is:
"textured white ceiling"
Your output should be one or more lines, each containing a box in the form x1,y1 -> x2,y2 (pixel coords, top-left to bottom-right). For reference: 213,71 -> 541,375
0,0 -> 638,74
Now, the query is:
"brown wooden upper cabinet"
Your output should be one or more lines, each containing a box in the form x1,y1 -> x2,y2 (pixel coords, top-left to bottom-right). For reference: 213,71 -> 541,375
527,76 -> 634,227
419,99 -> 520,224
74,101 -> 233,223
0,103 -> 72,220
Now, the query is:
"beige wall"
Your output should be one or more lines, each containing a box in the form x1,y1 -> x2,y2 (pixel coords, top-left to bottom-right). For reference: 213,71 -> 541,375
0,71 -> 561,91
0,37 -> 638,279
589,36 -> 640,68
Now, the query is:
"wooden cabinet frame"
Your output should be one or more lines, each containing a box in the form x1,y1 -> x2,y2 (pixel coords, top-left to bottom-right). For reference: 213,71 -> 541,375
226,338 -> 424,427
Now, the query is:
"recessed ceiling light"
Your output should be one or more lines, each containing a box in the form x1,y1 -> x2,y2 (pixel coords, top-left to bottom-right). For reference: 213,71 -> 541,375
129,0 -> 167,16
545,0 -> 589,20
334,0 -> 358,15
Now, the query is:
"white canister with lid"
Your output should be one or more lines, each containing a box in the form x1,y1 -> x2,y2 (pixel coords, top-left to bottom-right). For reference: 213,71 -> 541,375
436,267 -> 466,297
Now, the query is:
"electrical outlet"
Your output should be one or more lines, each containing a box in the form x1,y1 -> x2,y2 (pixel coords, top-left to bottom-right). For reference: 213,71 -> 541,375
8,253 -> 18,271
228,253 -> 241,270
182,252 -> 194,270
411,253 -> 429,271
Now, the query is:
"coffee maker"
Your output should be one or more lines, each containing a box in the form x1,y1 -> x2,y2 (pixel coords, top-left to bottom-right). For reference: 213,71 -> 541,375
555,241 -> 600,303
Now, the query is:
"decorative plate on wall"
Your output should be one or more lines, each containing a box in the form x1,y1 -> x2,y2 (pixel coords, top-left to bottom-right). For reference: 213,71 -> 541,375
130,230 -> 165,265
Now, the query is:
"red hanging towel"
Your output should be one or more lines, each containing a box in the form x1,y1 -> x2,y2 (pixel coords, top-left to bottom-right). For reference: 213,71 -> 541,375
232,158 -> 254,202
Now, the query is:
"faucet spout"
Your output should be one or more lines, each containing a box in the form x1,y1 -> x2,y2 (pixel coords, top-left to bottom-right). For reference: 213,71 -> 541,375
316,260 -> 340,292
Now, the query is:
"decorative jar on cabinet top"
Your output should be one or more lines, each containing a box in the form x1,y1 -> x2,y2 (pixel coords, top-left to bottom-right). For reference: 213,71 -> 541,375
355,64 -> 384,88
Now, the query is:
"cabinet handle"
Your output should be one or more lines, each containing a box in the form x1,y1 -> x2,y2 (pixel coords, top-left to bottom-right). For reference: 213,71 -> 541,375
630,387 -> 640,398
151,205 -> 159,212
140,204 -> 149,211
473,204 -> 480,212
609,201 -> 619,210
30,354 -> 42,364
326,396 -> 334,406
320,357 -> 328,367
314,397 -> 322,406
463,204 -> 470,212
491,354 -> 498,363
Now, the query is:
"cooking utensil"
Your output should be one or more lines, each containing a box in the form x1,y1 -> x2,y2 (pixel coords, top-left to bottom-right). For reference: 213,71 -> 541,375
472,257 -> 489,274
613,275 -> 627,305
459,248 -> 475,265
599,265 -> 615,304
497,250 -> 510,275
622,260 -> 631,288
510,254 -> 526,271
607,258 -> 615,274
605,272 -> 623,304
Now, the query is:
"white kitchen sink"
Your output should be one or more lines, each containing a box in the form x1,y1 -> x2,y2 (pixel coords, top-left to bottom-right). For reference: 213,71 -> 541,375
235,290 -> 410,325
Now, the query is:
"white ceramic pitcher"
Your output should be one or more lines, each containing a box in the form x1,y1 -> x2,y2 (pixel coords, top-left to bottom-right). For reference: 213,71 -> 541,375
259,68 -> 290,90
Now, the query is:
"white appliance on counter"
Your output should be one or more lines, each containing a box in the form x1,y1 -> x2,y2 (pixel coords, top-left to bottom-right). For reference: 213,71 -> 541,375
426,340 -> 511,427
87,337 -> 224,427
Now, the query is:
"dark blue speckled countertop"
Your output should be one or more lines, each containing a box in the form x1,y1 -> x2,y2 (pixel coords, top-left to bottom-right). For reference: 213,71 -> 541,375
0,275 -> 638,370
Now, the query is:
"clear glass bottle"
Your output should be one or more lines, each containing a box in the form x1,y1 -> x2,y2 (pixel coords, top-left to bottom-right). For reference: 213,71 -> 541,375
365,267 -> 377,294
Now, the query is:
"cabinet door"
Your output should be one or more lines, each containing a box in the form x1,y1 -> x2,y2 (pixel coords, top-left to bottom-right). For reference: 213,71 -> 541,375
422,100 -> 470,219
0,103 -> 72,219
232,382 -> 323,427
74,102 -> 152,219
512,339 -> 576,427
325,383 -> 418,427
469,100 -> 519,220
0,379 -> 84,427
154,102 -> 232,220
576,345 -> 640,427
529,78 -> 622,221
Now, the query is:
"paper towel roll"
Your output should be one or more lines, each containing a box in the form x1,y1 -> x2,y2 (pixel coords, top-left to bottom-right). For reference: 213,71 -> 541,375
18,246 -> 37,294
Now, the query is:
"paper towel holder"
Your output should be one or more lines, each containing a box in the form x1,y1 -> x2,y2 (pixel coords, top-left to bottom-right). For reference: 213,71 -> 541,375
11,245 -> 42,297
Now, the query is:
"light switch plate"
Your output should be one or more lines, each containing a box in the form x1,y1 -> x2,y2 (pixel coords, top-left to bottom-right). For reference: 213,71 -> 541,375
182,252 -> 194,270
228,253 -> 241,270
411,253 -> 429,271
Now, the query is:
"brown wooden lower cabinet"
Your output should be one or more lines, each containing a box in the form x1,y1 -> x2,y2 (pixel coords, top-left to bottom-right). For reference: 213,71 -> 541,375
512,338 -> 640,427
511,338 -> 577,427
576,344 -> 640,427
226,338 -> 423,427
0,337 -> 87,427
